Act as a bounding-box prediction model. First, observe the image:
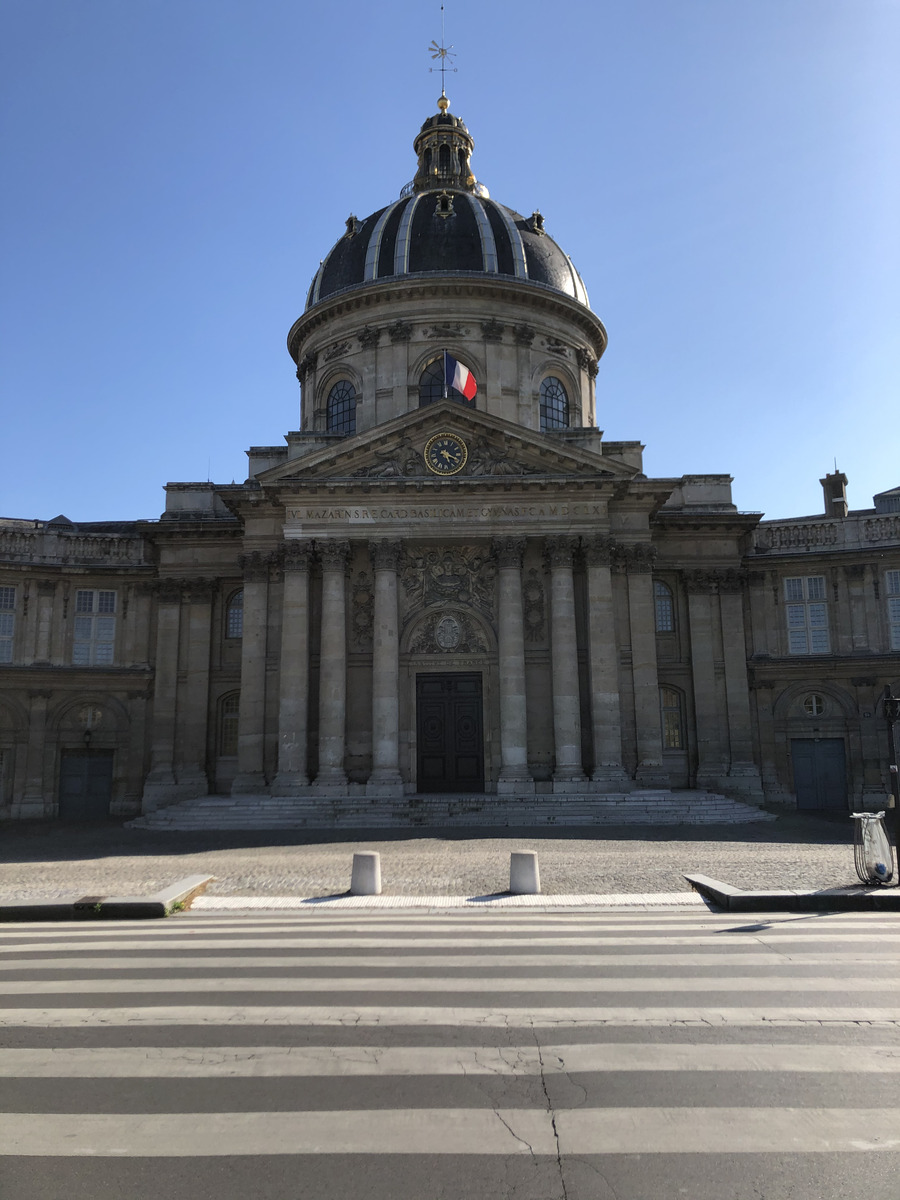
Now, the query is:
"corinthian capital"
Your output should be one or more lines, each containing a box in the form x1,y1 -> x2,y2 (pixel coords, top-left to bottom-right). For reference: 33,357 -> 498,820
544,534 -> 579,569
369,539 -> 402,572
583,534 -> 615,568
492,535 -> 526,569
318,539 -> 351,571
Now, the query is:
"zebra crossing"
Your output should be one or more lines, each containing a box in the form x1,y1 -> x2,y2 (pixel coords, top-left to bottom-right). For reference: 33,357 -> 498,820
2,907 -> 900,1199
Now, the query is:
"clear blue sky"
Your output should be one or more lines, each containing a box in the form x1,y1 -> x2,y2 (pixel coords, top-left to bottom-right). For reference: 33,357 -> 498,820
2,0 -> 897,523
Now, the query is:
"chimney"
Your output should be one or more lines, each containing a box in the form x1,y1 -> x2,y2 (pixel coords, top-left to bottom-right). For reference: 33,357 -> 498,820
820,470 -> 848,518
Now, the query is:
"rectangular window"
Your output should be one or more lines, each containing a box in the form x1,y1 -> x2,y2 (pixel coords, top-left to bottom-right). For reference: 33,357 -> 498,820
784,576 -> 830,654
888,571 -> 900,651
0,587 -> 15,664
72,590 -> 116,665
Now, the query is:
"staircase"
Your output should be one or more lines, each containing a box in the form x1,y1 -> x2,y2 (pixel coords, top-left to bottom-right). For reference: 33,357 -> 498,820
128,790 -> 777,832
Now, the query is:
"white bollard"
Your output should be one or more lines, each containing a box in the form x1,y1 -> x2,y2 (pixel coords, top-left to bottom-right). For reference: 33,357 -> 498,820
509,850 -> 541,895
351,851 -> 382,896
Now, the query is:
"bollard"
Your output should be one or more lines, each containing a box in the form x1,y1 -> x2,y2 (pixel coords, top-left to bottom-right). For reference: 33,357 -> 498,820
351,851 -> 382,896
509,850 -> 541,895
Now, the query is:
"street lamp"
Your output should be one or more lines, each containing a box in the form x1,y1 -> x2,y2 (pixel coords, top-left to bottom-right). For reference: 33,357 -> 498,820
883,685 -> 900,882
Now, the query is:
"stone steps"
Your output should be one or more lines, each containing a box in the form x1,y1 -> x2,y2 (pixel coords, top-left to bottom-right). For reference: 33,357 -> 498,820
128,790 -> 776,831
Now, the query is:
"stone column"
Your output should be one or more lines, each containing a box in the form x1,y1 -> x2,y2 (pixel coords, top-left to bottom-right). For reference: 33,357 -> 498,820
493,536 -> 533,793
584,535 -> 628,788
718,572 -> 763,799
15,691 -> 51,818
686,570 -> 727,789
273,540 -> 312,794
546,535 -> 586,788
34,581 -> 56,665
141,579 -> 182,811
176,577 -> 214,796
367,539 -> 403,796
624,544 -> 668,787
316,539 -> 350,788
232,551 -> 270,794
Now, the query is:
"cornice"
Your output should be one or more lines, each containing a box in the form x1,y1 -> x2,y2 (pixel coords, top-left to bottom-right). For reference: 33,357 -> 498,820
287,274 -> 608,363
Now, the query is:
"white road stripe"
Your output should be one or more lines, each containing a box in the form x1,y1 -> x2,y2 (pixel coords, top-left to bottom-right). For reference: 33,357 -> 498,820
0,974 -> 888,995
5,933 -> 900,953
3,1004 -> 900,1027
3,1042 -> 900,1078
0,952 -> 817,971
3,1107 -> 900,1156
0,1108 -> 557,1157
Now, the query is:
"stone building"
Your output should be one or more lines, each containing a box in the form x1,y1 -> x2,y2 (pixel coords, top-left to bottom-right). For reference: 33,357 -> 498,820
1,99 -> 898,822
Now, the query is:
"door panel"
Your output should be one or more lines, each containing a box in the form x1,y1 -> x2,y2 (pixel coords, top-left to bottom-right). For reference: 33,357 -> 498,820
58,750 -> 114,820
416,673 -> 484,793
791,738 -> 847,812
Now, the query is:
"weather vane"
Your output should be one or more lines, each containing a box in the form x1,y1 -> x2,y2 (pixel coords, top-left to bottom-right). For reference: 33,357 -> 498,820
428,5 -> 457,97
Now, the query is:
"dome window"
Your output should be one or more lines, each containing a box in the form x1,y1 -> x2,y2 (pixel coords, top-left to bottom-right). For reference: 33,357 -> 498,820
326,379 -> 357,435
539,376 -> 569,431
419,358 -> 476,407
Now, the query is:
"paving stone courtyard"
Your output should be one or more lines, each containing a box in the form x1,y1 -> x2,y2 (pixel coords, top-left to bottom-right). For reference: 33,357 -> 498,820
0,811 -> 879,903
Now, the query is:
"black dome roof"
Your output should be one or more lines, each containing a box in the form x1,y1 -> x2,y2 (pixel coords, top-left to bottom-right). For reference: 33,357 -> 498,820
305,192 -> 590,310
304,99 -> 590,311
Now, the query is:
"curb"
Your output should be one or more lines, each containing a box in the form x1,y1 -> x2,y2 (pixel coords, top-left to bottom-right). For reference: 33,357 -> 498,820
0,875 -> 215,922
684,873 -> 900,912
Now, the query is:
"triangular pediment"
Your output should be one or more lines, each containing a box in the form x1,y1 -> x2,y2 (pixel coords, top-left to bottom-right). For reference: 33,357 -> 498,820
255,402 -> 638,488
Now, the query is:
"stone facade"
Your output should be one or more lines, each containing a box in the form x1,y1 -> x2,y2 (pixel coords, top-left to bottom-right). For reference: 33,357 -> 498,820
1,104 -> 898,821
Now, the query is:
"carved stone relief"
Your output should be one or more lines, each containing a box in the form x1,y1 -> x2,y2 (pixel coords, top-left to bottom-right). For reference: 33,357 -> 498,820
400,546 -> 496,620
387,320 -> 412,343
426,324 -> 468,339
351,571 -> 374,648
481,319 -> 504,342
355,436 -> 424,478
409,610 -> 488,655
357,325 -> 381,349
323,340 -> 352,362
513,324 -> 536,347
523,568 -> 545,643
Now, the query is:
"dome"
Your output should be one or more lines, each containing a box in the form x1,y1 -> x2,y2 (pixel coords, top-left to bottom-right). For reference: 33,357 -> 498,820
304,99 -> 590,311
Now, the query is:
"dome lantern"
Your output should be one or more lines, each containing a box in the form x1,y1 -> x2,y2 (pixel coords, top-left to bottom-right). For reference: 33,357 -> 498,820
412,96 -> 478,194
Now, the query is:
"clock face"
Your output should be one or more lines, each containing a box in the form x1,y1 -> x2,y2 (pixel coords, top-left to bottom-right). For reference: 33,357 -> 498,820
424,432 -> 468,476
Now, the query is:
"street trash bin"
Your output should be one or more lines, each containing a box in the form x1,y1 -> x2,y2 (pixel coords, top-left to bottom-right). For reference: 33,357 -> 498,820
850,811 -> 894,885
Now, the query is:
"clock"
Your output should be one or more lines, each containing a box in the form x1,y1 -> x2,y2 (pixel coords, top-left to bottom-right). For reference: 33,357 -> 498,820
424,432 -> 468,476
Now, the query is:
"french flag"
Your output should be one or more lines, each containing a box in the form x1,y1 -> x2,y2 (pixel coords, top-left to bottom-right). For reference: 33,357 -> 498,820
444,351 -> 477,402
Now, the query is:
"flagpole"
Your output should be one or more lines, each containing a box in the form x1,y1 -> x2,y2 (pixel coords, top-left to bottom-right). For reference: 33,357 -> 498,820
442,348 -> 448,399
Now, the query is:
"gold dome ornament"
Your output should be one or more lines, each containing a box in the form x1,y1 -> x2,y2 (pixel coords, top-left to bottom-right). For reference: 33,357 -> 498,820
437,92 -> 450,112
424,432 -> 468,475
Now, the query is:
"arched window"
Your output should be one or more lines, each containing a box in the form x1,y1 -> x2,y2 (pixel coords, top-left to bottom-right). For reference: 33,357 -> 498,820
418,358 -> 473,407
660,687 -> 683,750
539,376 -> 569,430
326,380 -> 356,435
219,693 -> 240,757
225,589 -> 243,640
654,581 -> 675,633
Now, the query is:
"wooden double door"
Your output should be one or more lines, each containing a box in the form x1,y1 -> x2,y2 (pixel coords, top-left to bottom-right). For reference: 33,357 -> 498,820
58,750 -> 114,819
416,673 -> 484,793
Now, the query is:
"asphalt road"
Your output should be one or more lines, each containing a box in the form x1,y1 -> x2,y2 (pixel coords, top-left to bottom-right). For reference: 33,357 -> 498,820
2,906 -> 900,1198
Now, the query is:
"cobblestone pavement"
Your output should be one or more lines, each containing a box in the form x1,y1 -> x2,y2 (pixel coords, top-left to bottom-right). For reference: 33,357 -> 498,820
0,811 -> 878,902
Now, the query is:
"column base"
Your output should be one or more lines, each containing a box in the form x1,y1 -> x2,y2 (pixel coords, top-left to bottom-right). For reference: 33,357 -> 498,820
314,767 -> 348,791
634,762 -> 669,787
11,799 -> 51,819
552,778 -> 589,794
366,776 -> 404,798
497,777 -> 535,796
231,772 -> 269,795
271,773 -> 311,796
592,764 -> 631,790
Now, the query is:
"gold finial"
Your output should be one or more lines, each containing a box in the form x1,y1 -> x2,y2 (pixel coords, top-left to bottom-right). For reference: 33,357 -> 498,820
437,92 -> 450,112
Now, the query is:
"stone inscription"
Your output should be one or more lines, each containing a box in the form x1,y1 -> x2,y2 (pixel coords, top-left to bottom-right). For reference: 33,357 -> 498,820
286,502 -> 604,523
